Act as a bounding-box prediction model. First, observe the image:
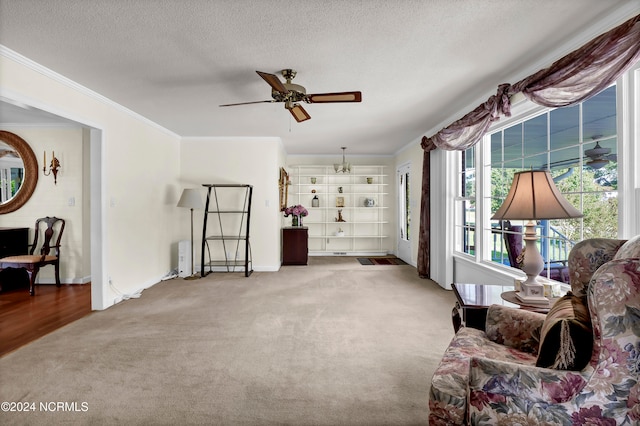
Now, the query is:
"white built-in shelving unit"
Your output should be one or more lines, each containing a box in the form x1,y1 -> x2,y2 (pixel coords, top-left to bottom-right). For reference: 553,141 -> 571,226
289,165 -> 390,255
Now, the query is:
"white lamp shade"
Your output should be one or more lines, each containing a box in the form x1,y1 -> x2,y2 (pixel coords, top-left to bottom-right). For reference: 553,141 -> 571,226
177,188 -> 204,209
492,170 -> 583,220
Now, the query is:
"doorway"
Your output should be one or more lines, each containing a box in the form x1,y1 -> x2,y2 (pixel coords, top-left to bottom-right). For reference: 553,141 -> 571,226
397,163 -> 411,264
0,98 -> 105,310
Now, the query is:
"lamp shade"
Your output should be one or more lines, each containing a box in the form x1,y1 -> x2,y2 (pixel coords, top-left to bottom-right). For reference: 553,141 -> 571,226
491,170 -> 583,220
177,188 -> 204,210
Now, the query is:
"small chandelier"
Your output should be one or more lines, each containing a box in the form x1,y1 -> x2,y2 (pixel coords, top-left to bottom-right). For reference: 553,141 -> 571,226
334,147 -> 351,173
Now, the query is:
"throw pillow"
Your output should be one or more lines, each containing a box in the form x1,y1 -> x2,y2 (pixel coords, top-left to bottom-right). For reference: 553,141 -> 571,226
613,234 -> 640,260
536,292 -> 593,371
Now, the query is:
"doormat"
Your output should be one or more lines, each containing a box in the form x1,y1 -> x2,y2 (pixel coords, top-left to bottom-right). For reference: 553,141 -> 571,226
357,257 -> 407,266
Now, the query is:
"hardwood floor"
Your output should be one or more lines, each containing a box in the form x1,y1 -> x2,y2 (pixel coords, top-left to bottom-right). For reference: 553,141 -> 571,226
0,284 -> 92,357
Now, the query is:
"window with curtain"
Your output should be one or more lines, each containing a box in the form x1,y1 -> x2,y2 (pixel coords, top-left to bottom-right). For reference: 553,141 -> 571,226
456,85 -> 618,282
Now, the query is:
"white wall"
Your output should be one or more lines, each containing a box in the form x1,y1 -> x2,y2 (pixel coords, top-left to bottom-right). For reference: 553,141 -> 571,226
180,137 -> 283,271
1,48 -> 182,309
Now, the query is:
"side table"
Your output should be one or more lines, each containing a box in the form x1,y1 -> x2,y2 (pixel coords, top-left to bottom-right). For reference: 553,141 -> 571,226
451,283 -> 519,332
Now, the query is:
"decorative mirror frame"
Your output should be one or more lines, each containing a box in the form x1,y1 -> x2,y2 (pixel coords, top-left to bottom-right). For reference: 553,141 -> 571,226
278,167 -> 289,211
0,130 -> 39,214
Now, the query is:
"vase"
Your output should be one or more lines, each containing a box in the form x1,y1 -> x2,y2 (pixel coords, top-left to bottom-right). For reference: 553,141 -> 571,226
292,215 -> 299,227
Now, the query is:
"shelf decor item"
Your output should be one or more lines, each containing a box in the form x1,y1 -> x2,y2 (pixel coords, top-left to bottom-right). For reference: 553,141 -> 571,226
311,177 -> 316,184
283,204 -> 308,227
366,177 -> 373,184
312,195 -> 319,207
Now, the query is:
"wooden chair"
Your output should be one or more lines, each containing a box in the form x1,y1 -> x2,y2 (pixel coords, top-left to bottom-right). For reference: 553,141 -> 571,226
0,217 -> 65,295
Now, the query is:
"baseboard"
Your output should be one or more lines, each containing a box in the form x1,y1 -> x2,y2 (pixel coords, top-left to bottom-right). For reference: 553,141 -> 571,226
36,275 -> 92,285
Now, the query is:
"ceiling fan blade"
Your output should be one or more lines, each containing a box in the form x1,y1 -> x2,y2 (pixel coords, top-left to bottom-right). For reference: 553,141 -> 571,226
256,71 -> 288,93
306,91 -> 362,103
288,104 -> 311,122
219,100 -> 272,107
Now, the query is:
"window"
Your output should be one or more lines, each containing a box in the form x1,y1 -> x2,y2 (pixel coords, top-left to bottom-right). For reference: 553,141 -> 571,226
398,166 -> 411,241
454,146 -> 476,256
456,85 -> 618,282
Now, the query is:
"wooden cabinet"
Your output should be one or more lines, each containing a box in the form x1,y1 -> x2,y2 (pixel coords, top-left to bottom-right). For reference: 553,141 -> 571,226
288,165 -> 389,255
0,227 -> 29,257
282,227 -> 308,265
0,227 -> 29,291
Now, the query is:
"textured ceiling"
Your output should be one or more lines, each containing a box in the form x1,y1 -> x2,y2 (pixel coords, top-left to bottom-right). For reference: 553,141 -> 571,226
0,0 -> 637,155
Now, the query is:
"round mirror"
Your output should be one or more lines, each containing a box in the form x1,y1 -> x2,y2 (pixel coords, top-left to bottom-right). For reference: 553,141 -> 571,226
0,130 -> 38,214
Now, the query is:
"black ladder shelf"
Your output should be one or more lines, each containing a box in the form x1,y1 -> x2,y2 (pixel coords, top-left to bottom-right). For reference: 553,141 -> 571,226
200,184 -> 253,277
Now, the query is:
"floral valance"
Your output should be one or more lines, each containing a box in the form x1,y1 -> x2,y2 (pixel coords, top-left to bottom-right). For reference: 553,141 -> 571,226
422,14 -> 640,152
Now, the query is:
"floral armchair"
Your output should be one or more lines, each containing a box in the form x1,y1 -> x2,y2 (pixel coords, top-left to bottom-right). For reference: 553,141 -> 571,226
429,236 -> 640,425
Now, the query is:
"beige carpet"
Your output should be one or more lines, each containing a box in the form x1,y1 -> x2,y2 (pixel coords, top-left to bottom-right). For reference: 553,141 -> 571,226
0,257 -> 455,425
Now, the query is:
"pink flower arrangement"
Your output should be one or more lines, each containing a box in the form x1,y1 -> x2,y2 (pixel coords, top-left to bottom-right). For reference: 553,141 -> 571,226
283,204 -> 308,217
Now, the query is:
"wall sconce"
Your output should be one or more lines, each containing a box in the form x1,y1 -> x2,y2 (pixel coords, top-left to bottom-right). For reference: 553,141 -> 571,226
43,151 -> 61,184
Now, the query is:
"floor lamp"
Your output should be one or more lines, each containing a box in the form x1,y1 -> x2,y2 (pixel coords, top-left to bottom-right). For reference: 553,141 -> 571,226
177,188 -> 204,280
492,170 -> 583,303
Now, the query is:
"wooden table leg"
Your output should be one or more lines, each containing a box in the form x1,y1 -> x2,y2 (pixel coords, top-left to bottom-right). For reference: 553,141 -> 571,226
452,301 -> 462,333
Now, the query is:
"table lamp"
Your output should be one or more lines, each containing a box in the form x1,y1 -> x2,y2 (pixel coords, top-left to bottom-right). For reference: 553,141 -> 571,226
177,188 -> 204,280
492,170 -> 583,303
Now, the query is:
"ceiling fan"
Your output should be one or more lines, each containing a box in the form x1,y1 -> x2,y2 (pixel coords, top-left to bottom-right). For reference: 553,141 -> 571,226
219,69 -> 362,122
546,138 -> 617,170
583,141 -> 617,169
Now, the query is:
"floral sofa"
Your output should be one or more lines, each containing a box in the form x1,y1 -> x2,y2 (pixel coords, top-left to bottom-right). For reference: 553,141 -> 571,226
429,236 -> 640,425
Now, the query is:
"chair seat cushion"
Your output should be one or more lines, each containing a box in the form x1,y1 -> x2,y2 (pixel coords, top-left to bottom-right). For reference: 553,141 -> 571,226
0,255 -> 56,264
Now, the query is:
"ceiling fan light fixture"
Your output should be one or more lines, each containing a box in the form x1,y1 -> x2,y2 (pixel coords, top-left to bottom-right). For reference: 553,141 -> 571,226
334,147 -> 351,173
221,69 -> 362,123
587,159 -> 609,169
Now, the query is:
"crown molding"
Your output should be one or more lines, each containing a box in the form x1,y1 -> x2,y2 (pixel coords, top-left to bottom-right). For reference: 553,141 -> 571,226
0,45 -> 179,139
